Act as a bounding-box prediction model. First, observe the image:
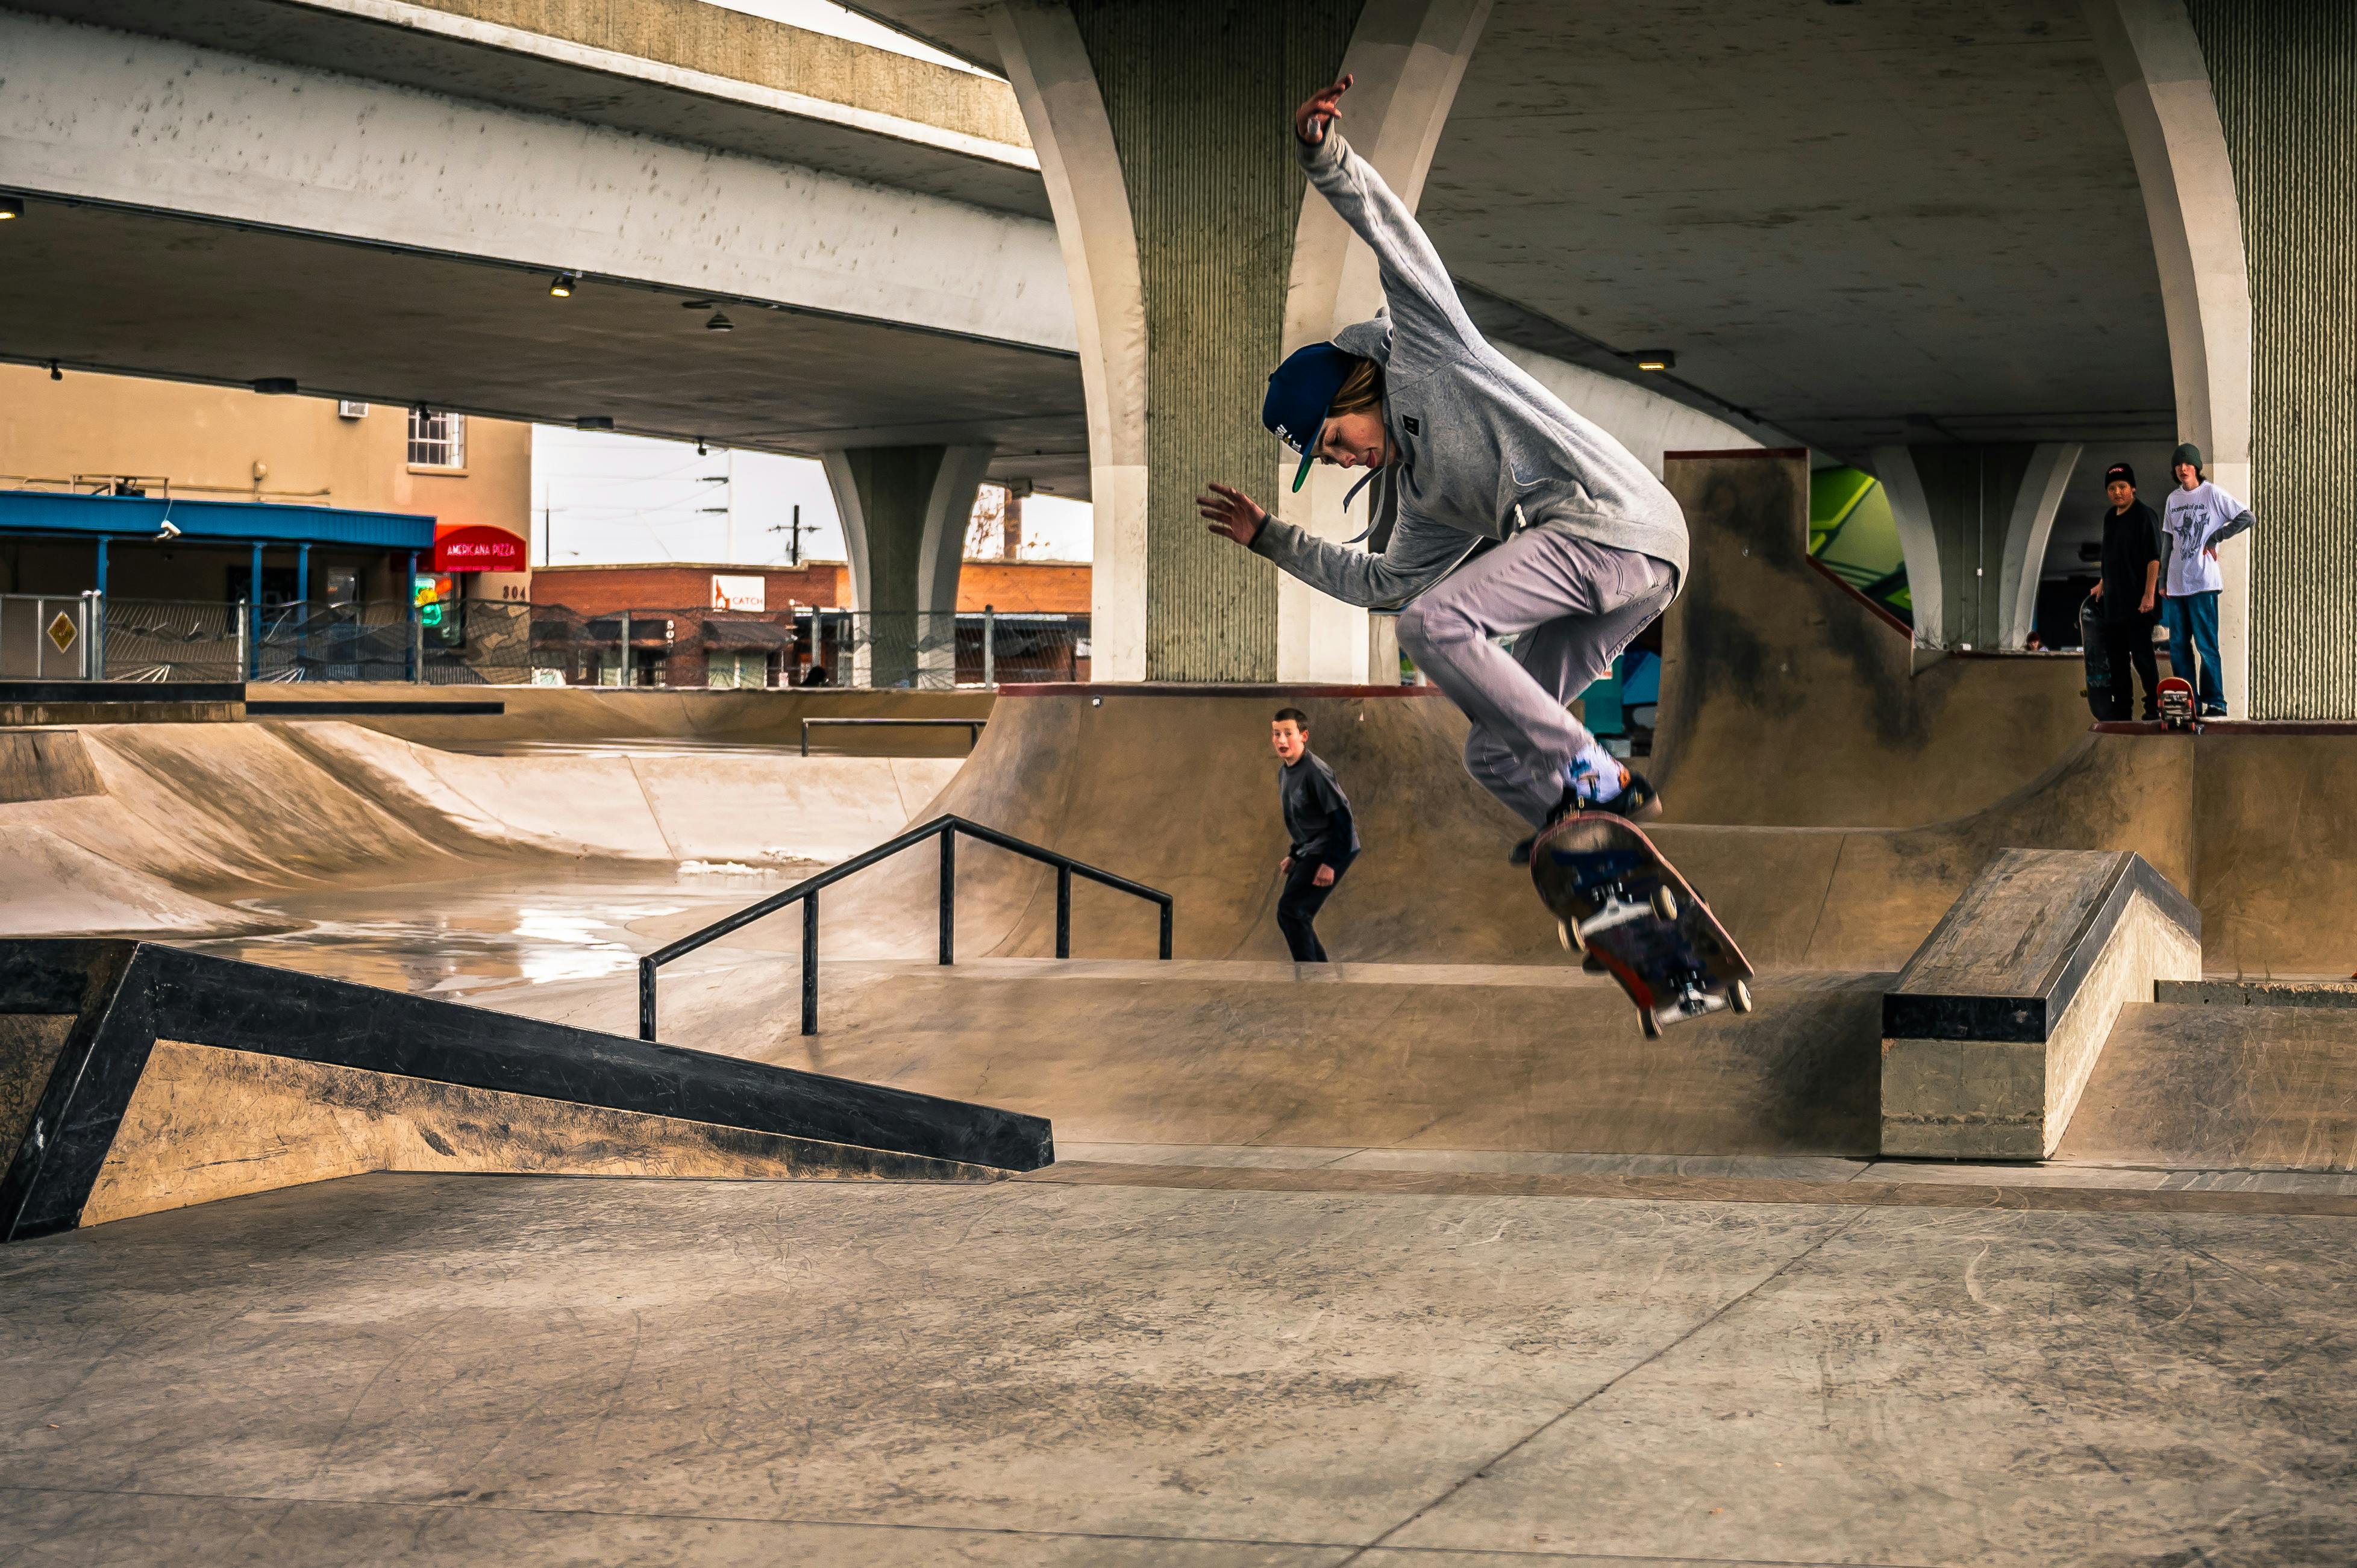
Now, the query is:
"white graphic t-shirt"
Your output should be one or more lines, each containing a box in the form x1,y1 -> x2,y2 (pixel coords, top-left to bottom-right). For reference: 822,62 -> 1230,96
2161,480 -> 2244,597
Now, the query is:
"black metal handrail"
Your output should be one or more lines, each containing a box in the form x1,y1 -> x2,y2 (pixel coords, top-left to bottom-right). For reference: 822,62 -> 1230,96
638,813 -> 1173,1041
800,716 -> 986,755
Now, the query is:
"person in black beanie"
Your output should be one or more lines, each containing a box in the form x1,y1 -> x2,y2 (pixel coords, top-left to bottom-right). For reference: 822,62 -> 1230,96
2088,461 -> 2163,720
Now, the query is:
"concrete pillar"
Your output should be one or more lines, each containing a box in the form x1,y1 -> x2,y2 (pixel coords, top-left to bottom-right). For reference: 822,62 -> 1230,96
824,445 -> 993,689
997,0 -> 1488,682
1868,448 -> 1944,651
1871,443 -> 2079,651
1999,443 -> 2083,651
2083,0 -> 2253,711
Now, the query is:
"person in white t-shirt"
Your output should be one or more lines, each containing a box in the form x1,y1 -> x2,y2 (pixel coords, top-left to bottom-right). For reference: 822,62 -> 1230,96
2158,440 -> 2255,717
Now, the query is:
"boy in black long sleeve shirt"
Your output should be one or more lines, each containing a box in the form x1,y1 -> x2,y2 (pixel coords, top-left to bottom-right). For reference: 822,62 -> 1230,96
1272,707 -> 1359,963
2089,461 -> 2164,720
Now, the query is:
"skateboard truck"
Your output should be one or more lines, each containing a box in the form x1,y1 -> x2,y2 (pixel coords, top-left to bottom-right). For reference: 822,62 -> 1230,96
2156,675 -> 2197,732
1571,881 -> 1678,948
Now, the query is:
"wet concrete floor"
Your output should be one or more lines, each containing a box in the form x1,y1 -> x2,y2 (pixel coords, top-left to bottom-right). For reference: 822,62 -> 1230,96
182,864 -> 808,1007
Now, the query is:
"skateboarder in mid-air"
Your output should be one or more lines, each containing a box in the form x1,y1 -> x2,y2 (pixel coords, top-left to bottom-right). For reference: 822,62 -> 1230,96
1270,707 -> 1357,963
1198,75 -> 1689,861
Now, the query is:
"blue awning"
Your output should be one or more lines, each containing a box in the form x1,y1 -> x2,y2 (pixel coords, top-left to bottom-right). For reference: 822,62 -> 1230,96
0,490 -> 436,551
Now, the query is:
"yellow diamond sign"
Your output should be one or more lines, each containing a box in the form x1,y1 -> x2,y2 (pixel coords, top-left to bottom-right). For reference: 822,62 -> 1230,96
46,611 -> 77,654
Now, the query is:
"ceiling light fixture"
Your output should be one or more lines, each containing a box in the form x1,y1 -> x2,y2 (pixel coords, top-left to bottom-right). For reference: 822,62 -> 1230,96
1630,350 -> 1676,372
48,360 -> 61,381
705,312 -> 734,333
576,416 -> 614,431
252,377 -> 299,395
0,196 -> 22,220
696,438 -> 708,456
549,271 -> 577,298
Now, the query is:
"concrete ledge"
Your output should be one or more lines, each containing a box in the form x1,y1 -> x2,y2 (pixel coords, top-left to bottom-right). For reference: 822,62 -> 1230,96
0,940 -> 1052,1240
1881,849 -> 2200,1159
0,681 -> 243,727
2156,979 -> 2357,1009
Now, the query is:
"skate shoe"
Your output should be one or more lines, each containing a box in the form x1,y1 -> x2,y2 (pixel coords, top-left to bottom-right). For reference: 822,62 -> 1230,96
1509,765 -> 1663,863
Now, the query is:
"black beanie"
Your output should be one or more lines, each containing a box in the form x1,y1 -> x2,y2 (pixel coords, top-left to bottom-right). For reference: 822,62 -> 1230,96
2105,463 -> 2135,489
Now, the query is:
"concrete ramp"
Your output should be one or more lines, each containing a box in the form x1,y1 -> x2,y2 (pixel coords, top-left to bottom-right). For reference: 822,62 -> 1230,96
796,684 -> 1550,966
1652,448 -> 2093,828
0,939 -> 1049,1241
579,958 -> 1888,1160
0,719 -> 962,937
2058,987 -> 2357,1172
696,685 -> 2357,981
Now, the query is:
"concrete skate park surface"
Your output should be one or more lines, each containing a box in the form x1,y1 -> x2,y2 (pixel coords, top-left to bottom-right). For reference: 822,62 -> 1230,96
0,719 -> 957,939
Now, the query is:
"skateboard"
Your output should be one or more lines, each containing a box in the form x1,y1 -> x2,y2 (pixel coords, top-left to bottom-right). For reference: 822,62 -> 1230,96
2157,675 -> 2197,731
1530,813 -> 1756,1039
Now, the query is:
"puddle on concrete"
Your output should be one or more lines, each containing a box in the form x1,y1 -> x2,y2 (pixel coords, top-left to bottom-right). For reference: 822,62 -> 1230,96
180,862 -> 812,1005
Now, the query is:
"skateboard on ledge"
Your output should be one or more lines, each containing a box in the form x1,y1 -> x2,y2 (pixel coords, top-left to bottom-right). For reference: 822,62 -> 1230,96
1531,813 -> 1756,1039
2157,675 -> 2197,732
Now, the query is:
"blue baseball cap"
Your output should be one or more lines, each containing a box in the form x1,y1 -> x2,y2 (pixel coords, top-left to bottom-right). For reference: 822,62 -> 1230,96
1263,342 -> 1355,493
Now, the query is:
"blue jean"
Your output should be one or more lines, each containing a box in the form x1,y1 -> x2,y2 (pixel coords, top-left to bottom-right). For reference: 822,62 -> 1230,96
2163,590 -> 2224,712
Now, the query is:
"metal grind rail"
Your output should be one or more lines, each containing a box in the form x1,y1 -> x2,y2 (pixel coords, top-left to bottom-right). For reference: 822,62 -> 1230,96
638,813 -> 1173,1040
800,716 -> 987,755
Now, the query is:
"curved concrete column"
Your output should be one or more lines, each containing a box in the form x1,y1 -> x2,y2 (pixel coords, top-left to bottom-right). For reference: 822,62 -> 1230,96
1999,442 -> 2084,650
992,2 -> 1148,681
1276,0 -> 1493,684
825,444 -> 994,687
1870,446 -> 1944,651
2084,0 -> 2252,710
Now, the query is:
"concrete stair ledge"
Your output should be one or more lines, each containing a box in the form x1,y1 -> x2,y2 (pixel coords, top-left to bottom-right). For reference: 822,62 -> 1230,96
1881,849 -> 2201,1160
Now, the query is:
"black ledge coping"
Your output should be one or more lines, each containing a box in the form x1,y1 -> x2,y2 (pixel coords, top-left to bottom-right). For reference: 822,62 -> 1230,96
0,940 -> 1052,1243
0,681 -> 245,704
247,700 -> 506,716
1882,853 -> 2199,1044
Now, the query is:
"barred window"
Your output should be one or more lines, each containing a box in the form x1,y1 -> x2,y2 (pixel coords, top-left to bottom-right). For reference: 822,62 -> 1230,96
407,408 -> 466,469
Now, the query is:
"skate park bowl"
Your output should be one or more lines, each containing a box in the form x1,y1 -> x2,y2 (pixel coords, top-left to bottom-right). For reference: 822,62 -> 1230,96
577,679 -> 2357,1180
0,717 -> 963,940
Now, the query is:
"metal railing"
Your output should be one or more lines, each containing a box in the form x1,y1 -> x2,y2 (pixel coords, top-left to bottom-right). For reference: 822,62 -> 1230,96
800,717 -> 987,755
637,813 -> 1172,1040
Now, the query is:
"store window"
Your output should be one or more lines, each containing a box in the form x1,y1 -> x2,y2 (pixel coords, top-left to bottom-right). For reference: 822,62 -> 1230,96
407,408 -> 467,469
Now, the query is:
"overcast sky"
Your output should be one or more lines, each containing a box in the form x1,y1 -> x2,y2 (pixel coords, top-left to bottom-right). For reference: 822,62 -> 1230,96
530,426 -> 1091,569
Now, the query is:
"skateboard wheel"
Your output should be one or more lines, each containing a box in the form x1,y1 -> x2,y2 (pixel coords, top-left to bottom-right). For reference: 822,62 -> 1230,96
1730,979 -> 1754,1014
1651,886 -> 1678,922
1556,918 -> 1573,952
1640,1011 -> 1663,1041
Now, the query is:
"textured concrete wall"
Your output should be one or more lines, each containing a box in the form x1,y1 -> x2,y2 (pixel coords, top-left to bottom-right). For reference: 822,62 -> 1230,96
1068,0 -> 1362,681
2187,2 -> 2357,719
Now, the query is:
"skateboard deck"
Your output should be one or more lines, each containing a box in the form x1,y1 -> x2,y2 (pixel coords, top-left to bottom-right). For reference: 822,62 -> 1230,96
1531,813 -> 1756,1038
2157,675 -> 2196,731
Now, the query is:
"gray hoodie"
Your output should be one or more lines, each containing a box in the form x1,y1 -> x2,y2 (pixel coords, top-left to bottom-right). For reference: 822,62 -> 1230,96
1249,130 -> 1688,608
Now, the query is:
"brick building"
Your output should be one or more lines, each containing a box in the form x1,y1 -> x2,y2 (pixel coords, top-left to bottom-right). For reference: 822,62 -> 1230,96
529,560 -> 1088,687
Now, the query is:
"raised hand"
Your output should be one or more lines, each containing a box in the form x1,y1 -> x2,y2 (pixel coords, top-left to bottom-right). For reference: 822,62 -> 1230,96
1295,74 -> 1353,145
1197,481 -> 1268,546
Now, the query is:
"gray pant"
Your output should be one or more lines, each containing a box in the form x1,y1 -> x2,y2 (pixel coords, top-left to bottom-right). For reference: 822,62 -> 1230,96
1397,523 -> 1674,826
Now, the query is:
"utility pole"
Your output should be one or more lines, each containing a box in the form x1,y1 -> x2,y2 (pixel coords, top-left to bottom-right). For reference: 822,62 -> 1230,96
768,503 -> 810,566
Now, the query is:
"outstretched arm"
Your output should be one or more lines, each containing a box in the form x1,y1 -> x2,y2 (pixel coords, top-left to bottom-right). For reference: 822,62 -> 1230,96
1294,75 -> 1480,355
1199,481 -> 1477,608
